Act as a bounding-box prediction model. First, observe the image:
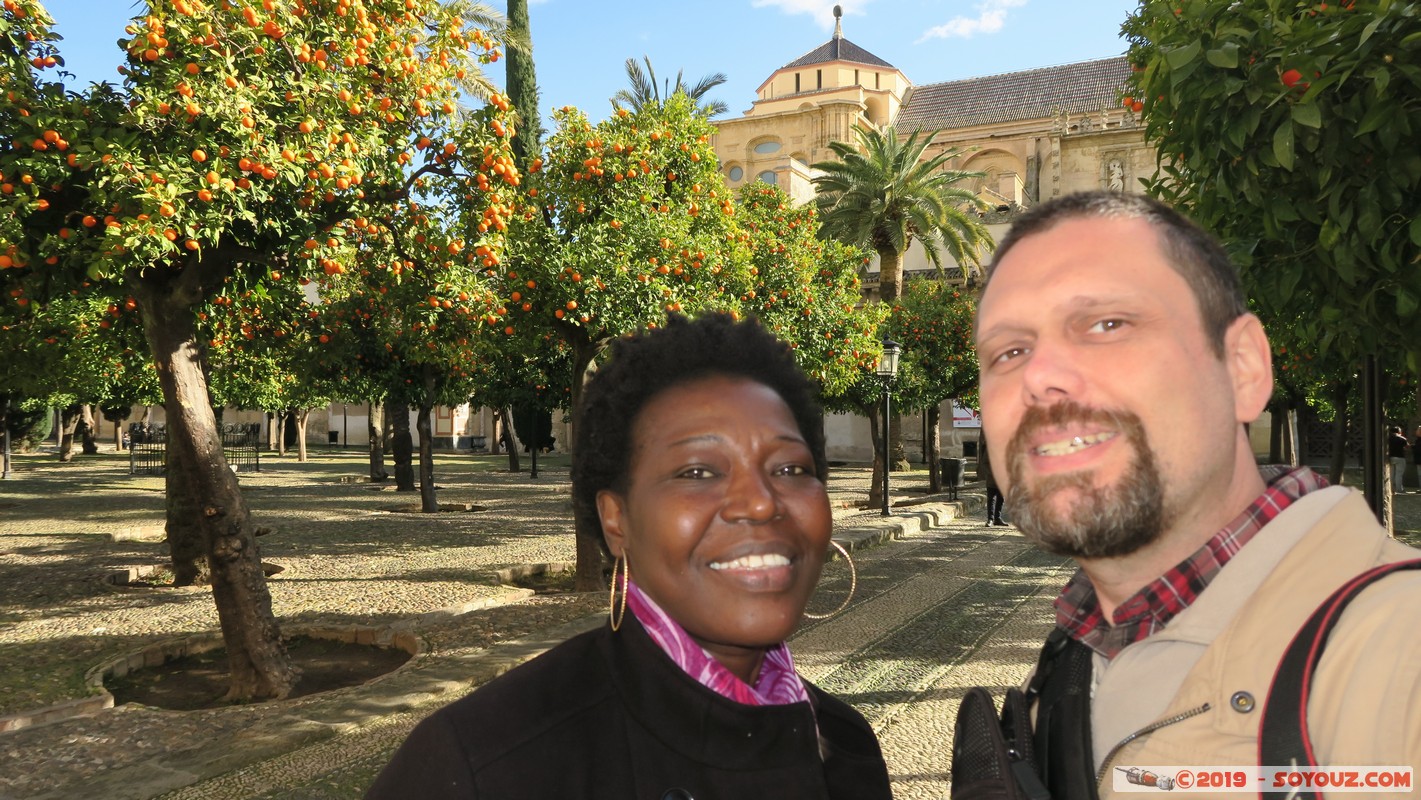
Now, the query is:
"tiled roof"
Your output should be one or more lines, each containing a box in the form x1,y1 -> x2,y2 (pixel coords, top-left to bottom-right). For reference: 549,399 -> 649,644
783,37 -> 894,70
895,56 -> 1130,132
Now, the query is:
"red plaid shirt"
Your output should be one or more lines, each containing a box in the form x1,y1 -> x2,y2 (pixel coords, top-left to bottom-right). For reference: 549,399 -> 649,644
1056,465 -> 1329,659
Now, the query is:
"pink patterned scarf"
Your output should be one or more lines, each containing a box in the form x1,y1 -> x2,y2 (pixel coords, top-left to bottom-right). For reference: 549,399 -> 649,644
626,580 -> 812,707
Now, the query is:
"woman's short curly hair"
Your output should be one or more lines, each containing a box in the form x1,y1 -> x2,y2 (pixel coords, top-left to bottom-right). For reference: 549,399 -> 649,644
571,313 -> 827,555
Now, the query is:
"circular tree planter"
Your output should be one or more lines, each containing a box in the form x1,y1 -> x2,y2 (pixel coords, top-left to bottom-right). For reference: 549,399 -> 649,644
88,625 -> 424,712
379,502 -> 485,513
495,562 -> 608,595
103,561 -> 285,589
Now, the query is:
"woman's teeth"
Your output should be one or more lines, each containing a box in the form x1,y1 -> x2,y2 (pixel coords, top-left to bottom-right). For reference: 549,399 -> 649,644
1035,431 -> 1116,457
710,553 -> 791,570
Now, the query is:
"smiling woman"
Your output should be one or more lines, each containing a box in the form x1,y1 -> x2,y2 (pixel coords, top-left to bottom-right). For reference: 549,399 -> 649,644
367,313 -> 891,799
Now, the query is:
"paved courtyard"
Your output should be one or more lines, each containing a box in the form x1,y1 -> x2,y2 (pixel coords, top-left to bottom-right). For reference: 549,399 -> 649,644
0,447 -> 1417,799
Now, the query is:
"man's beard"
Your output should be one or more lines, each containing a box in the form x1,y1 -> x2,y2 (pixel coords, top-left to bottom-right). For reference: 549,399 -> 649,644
1005,401 -> 1168,559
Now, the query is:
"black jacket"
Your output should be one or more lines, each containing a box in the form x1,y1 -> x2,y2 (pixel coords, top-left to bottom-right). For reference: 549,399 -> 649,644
366,615 -> 892,799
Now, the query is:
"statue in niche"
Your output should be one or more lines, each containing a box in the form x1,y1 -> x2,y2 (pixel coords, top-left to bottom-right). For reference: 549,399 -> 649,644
1107,159 -> 1125,192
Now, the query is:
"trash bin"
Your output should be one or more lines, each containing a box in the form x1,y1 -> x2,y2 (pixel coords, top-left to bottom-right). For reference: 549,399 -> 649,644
940,457 -> 966,500
328,431 -> 340,444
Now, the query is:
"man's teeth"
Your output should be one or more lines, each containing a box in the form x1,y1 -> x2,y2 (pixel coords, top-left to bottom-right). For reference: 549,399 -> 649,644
1035,431 -> 1116,457
709,553 -> 791,570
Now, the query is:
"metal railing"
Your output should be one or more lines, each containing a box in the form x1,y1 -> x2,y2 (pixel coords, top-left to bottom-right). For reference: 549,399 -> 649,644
128,422 -> 261,475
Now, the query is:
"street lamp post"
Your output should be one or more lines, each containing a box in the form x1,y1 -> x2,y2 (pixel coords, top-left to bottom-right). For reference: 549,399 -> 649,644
877,339 -> 901,516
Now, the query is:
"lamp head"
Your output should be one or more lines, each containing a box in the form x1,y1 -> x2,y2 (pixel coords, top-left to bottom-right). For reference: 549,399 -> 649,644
876,339 -> 901,378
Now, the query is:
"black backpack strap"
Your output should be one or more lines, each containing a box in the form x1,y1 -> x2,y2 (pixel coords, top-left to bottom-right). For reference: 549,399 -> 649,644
1030,627 -> 1099,800
1259,558 -> 1421,795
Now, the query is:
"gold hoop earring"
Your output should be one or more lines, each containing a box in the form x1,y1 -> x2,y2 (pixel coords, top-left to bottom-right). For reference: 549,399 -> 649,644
803,540 -> 856,619
609,553 -> 629,632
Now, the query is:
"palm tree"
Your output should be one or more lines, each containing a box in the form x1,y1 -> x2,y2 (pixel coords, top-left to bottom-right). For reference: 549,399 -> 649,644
446,2 -> 507,102
612,56 -> 728,118
812,125 -> 992,304
814,125 -> 991,478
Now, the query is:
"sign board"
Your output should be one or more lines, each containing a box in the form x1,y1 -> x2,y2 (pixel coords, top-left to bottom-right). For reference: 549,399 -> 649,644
952,402 -> 982,428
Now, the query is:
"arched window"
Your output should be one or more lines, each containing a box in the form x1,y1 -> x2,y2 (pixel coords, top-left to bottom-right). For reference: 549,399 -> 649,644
758,171 -> 777,185
752,141 -> 781,155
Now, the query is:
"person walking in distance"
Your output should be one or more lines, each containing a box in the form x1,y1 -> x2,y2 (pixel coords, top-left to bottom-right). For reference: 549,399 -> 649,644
977,430 -> 1006,526
968,191 -> 1421,798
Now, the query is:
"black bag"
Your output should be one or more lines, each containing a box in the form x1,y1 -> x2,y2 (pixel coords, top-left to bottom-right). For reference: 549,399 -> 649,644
951,687 -> 1051,800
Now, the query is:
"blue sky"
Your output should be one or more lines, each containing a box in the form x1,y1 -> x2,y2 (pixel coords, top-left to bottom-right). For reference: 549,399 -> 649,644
41,0 -> 1138,123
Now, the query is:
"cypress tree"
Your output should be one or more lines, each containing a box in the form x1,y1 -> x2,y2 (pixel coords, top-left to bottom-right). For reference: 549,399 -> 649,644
504,0 -> 543,170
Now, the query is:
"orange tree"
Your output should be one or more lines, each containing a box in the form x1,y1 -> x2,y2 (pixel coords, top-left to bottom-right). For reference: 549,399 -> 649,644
734,182 -> 885,396
886,279 -> 978,491
0,281 -> 159,471
507,93 -> 752,588
1123,0 -> 1421,510
0,0 -> 510,700
307,160 -> 509,512
202,274 -> 336,461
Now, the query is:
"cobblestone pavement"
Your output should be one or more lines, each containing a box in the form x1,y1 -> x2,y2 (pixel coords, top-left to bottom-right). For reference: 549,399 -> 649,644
2,449 -> 1417,800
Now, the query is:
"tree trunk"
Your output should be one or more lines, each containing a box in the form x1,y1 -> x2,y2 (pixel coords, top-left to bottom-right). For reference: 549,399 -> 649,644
1407,383 -> 1421,491
79,405 -> 99,455
417,401 -> 439,513
1,397 -> 12,479
275,411 -> 289,457
294,408 -> 309,463
499,406 -> 522,473
888,409 -> 909,471
283,409 -> 298,453
164,435 -> 208,586
877,246 -> 904,306
389,401 -> 415,491
132,275 -> 295,702
570,337 -> 607,592
367,401 -> 389,481
867,404 -> 886,509
57,403 -> 81,462
1329,383 -> 1350,486
1283,404 -> 1299,467
875,249 -> 907,472
1273,406 -> 1295,463
927,404 -> 943,492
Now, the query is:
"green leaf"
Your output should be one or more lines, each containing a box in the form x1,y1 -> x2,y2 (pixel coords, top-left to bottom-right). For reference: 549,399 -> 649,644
1291,102 -> 1322,128
1272,120 -> 1295,171
1165,41 -> 1203,71
1356,103 -> 1392,135
1367,66 -> 1391,94
1398,289 -> 1419,319
1410,215 -> 1421,246
1206,43 -> 1240,69
1279,266 -> 1302,302
1359,18 -> 1383,46
1319,219 -> 1341,250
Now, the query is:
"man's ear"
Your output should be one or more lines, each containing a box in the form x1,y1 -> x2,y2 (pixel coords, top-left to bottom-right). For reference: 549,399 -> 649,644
1225,313 -> 1273,423
596,490 -> 629,559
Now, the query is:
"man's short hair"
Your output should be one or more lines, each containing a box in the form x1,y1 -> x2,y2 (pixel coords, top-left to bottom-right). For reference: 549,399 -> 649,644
984,191 -> 1247,355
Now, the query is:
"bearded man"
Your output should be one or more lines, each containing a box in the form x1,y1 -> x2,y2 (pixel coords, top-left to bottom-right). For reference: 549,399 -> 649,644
972,191 -> 1421,799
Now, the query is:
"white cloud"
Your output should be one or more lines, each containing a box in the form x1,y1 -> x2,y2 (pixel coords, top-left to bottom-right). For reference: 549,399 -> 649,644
751,0 -> 873,31
916,0 -> 1028,43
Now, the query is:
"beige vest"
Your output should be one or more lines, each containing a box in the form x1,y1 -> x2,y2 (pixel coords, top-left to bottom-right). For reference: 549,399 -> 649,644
1088,488 -> 1421,799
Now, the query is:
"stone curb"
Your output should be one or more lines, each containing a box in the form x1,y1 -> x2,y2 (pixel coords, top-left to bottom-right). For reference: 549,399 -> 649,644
62,499 -> 975,798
